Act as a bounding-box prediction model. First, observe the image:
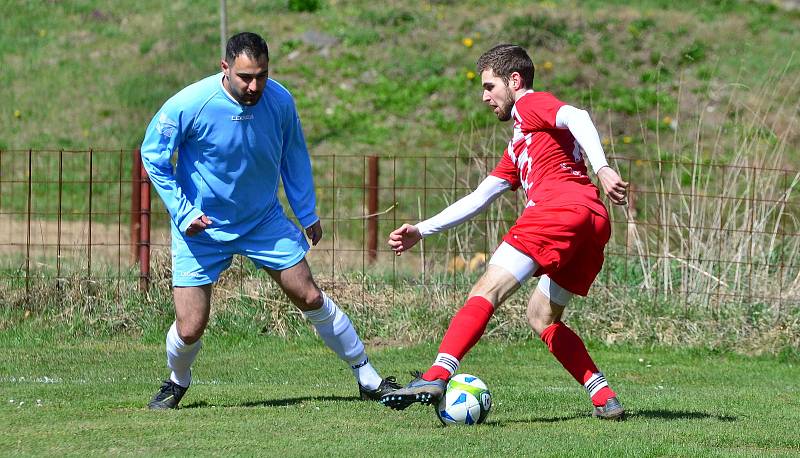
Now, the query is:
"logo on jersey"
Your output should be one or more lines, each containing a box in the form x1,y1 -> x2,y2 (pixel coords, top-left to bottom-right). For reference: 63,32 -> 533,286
231,114 -> 254,121
561,162 -> 585,177
156,113 -> 177,138
178,271 -> 202,278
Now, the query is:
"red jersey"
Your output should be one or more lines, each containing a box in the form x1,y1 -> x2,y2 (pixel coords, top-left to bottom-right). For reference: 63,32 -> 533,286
489,91 -> 607,217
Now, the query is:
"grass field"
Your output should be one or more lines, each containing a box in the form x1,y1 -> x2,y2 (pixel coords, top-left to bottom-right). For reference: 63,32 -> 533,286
2,329 -> 799,456
2,2 -> 800,454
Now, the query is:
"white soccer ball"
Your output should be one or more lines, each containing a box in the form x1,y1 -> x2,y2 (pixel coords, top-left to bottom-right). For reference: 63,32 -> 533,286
436,373 -> 492,426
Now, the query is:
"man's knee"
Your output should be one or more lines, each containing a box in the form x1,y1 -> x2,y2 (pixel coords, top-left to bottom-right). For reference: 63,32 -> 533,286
527,310 -> 559,336
176,321 -> 206,345
291,287 -> 323,311
468,284 -> 499,305
173,285 -> 212,344
526,289 -> 565,336
304,289 -> 324,310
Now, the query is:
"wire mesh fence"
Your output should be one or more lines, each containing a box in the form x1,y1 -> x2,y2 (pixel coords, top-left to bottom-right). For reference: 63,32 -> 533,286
0,149 -> 798,316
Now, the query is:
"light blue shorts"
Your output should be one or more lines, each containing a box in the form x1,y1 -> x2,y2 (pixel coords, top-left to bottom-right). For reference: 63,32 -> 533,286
170,215 -> 310,287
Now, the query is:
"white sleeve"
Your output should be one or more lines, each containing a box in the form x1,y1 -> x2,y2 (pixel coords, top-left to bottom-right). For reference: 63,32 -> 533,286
555,104 -> 609,173
416,175 -> 511,237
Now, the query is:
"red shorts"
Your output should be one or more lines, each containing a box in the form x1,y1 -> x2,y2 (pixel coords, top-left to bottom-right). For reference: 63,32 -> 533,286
502,204 -> 610,296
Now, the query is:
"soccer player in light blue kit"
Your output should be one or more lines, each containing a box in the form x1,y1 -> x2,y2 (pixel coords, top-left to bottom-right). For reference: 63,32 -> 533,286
141,32 -> 399,409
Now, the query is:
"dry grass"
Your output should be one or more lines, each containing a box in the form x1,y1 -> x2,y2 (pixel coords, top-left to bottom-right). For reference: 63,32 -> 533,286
2,35 -> 799,356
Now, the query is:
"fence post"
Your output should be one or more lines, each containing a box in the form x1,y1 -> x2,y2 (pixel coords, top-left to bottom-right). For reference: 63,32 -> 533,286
626,183 -> 637,255
138,162 -> 151,292
87,149 -> 93,279
25,149 -> 32,304
367,156 -> 379,263
131,149 -> 141,263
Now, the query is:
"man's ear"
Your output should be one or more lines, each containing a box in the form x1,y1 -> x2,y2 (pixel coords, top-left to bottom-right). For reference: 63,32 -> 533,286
510,72 -> 523,91
220,59 -> 229,75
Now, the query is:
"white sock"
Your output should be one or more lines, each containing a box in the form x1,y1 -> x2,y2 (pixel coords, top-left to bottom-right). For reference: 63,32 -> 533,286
584,372 -> 609,397
303,292 -> 381,389
166,322 -> 202,388
433,353 -> 460,378
350,357 -> 383,391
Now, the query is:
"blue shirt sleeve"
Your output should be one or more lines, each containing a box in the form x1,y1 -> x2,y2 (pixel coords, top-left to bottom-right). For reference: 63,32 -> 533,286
280,100 -> 319,229
140,104 -> 204,234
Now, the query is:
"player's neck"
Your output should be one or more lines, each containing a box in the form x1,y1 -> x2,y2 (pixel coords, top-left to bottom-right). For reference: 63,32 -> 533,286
513,88 -> 534,102
221,75 -> 234,99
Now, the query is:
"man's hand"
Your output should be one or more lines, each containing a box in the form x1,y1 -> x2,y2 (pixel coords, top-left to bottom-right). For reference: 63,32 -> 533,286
387,223 -> 422,256
185,215 -> 212,236
305,220 -> 323,246
597,167 -> 629,206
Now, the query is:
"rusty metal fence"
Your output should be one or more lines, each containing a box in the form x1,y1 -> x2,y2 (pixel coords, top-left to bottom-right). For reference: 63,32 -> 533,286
1,149 -> 799,312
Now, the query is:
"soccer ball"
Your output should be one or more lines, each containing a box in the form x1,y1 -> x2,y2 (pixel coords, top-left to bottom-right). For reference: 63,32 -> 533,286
436,373 -> 492,426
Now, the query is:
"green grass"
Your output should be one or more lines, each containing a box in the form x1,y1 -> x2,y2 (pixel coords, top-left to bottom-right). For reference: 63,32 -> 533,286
1,330 -> 799,456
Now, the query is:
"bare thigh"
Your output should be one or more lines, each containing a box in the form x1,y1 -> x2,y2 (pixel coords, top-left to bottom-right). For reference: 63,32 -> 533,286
468,264 -> 524,306
173,284 -> 213,344
265,258 -> 323,311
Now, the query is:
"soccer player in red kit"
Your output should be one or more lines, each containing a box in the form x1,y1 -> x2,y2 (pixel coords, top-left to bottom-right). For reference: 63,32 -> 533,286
380,44 -> 629,420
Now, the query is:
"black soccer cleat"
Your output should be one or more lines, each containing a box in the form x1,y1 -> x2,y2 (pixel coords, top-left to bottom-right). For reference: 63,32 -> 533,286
379,371 -> 447,410
359,376 -> 402,401
592,396 -> 625,420
148,379 -> 189,410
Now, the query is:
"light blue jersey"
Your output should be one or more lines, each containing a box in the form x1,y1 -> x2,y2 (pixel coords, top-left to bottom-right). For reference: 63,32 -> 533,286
141,73 -> 318,242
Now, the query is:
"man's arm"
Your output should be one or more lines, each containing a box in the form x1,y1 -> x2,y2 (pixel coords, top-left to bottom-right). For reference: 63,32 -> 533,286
388,176 -> 510,255
555,105 -> 629,205
140,109 -> 206,233
279,97 -> 320,239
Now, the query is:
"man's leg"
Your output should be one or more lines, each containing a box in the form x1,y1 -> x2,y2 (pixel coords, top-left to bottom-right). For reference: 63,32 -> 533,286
382,243 -> 532,410
527,277 -> 623,420
149,284 -> 212,410
168,285 -> 212,385
267,259 -> 399,399
421,265 -> 522,382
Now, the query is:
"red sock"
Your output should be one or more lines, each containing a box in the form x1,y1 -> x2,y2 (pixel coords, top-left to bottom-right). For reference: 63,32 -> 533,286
422,296 -> 494,381
540,321 -> 616,407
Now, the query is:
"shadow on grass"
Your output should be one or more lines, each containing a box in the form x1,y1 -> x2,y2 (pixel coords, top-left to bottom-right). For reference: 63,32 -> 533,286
488,409 -> 736,425
182,395 -> 360,409
632,409 -> 737,421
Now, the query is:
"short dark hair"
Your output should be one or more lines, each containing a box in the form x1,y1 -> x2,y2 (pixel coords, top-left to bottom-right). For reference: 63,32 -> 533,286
476,44 -> 535,89
225,32 -> 269,64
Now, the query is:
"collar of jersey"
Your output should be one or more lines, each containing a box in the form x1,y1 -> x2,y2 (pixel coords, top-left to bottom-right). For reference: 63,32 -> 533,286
218,72 -> 247,108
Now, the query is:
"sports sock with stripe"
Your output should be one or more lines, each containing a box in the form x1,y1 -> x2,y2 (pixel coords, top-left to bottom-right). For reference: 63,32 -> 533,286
422,296 -> 495,381
303,292 -> 382,390
540,321 -> 616,407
